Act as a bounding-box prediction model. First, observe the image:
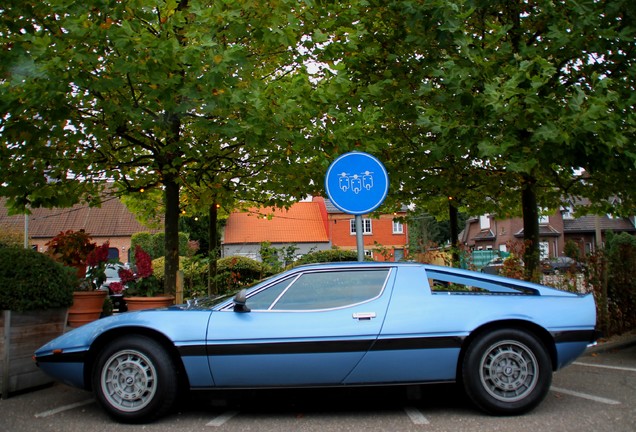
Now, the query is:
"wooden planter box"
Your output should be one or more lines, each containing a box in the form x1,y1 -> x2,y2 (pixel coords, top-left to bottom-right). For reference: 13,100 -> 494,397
1,308 -> 67,399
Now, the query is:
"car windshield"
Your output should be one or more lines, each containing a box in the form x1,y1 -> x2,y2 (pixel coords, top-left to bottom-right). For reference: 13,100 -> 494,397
105,266 -> 120,278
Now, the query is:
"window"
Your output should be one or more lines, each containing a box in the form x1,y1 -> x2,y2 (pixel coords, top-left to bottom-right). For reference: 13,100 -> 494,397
479,215 -> 490,230
248,269 -> 390,311
350,218 -> 372,235
561,205 -> 574,220
246,277 -> 296,310
426,269 -> 537,295
392,221 -> 404,234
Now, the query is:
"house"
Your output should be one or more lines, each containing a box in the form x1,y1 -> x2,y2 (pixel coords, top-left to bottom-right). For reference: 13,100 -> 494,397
461,209 -> 636,259
222,197 -> 409,262
0,196 -> 159,263
221,200 -> 331,260
319,197 -> 408,261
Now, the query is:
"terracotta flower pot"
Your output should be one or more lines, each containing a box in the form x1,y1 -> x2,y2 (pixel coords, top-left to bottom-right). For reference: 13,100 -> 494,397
67,290 -> 107,327
125,295 -> 175,311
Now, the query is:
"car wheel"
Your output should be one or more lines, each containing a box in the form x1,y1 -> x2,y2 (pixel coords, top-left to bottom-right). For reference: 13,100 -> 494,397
92,335 -> 178,423
462,329 -> 552,415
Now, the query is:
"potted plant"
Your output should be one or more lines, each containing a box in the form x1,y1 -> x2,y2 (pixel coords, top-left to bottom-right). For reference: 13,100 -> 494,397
45,229 -> 95,278
120,246 -> 174,311
45,230 -> 108,327
0,246 -> 75,397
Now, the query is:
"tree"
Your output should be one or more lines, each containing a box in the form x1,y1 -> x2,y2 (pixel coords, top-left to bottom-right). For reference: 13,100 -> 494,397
309,1 -> 636,279
1,1 -> 328,293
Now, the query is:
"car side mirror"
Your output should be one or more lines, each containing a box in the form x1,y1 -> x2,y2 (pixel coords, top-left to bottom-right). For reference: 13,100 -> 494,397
233,289 -> 251,313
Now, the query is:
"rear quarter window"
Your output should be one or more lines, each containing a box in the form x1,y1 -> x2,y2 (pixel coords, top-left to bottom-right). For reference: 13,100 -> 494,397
426,270 -> 537,295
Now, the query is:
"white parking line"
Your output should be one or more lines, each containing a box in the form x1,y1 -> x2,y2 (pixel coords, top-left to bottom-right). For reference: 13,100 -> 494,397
206,410 -> 239,427
573,361 -> 636,373
34,399 -> 95,418
550,386 -> 621,405
404,406 -> 430,425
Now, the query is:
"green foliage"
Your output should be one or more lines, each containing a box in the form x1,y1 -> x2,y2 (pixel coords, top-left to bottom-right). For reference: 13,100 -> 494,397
152,232 -> 166,259
259,242 -> 300,273
153,255 -> 208,299
131,232 -> 154,261
293,248 -> 363,266
156,255 -> 267,298
0,247 -> 76,311
131,231 -> 189,261
259,242 -> 280,272
215,256 -> 268,293
310,0 -> 636,277
0,224 -> 23,248
605,232 -> 636,333
0,0 -> 332,298
563,240 -> 581,261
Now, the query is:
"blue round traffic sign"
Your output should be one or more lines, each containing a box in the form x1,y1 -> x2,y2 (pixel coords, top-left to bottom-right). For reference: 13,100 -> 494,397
324,152 -> 389,215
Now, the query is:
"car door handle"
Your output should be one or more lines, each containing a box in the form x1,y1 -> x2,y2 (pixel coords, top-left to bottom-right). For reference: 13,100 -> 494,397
352,312 -> 376,320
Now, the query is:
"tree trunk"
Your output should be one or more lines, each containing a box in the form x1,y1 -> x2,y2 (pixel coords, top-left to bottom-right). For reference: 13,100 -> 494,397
164,178 -> 180,295
521,174 -> 540,281
208,203 -> 219,295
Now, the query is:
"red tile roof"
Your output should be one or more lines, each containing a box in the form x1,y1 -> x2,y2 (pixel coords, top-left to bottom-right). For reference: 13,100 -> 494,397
0,196 -> 160,239
224,202 -> 329,244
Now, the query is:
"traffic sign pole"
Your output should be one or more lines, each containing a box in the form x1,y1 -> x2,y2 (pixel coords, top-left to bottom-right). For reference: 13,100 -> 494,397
355,215 -> 364,262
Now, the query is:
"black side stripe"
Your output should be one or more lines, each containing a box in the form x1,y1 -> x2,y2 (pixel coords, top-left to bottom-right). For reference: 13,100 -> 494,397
37,330 -> 596,363
551,329 -> 599,343
35,351 -> 86,364
203,336 -> 464,356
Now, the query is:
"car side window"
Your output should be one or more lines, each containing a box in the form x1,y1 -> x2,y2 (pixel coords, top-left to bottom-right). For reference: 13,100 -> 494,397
247,277 -> 297,310
270,269 -> 389,311
426,270 -> 537,295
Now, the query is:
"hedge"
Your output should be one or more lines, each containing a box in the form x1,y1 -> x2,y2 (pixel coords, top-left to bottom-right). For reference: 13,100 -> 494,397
0,247 -> 77,312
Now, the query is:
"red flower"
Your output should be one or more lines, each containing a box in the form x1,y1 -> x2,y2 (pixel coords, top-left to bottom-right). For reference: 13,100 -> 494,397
109,281 -> 124,295
134,246 -> 154,279
86,242 -> 110,267
118,268 -> 136,284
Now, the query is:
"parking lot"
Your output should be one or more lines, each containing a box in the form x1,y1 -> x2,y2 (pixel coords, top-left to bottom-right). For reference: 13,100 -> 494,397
1,343 -> 634,432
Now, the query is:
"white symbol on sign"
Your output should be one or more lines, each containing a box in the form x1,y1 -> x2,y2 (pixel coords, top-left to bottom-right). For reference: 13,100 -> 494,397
338,170 -> 375,194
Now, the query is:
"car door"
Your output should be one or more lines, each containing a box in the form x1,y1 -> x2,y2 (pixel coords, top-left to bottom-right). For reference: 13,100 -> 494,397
206,267 -> 395,387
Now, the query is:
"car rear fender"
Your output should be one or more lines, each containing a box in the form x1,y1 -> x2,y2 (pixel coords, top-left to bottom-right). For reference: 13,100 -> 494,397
457,320 -> 559,377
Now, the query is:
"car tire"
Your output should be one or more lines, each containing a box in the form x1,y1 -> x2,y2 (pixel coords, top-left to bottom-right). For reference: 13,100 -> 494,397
462,329 -> 552,415
92,335 -> 178,423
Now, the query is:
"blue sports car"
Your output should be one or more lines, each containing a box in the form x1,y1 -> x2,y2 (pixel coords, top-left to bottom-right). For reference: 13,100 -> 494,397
34,262 -> 597,423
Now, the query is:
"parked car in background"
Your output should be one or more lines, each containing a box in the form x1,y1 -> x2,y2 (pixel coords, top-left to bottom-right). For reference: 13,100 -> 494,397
98,262 -> 128,312
541,256 -> 584,274
35,262 -> 597,423
480,256 -> 505,274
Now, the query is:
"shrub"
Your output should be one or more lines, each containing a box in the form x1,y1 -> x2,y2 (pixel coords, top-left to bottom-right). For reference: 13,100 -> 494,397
152,255 -> 210,299
0,247 -> 77,311
215,256 -> 267,292
605,232 -> 636,333
292,248 -> 362,266
131,231 -> 191,260
0,224 -> 23,248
